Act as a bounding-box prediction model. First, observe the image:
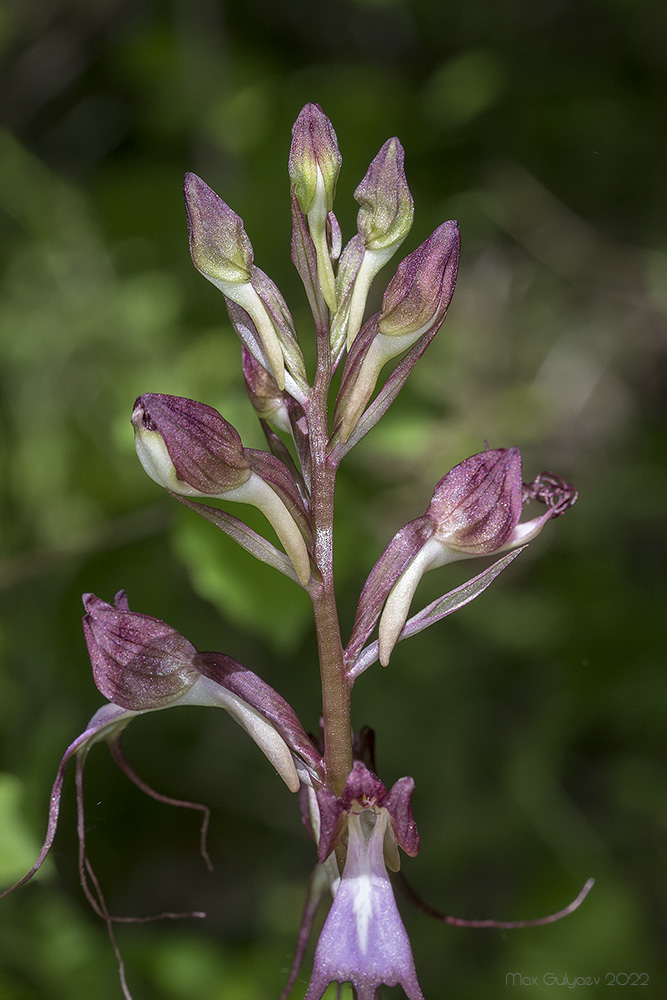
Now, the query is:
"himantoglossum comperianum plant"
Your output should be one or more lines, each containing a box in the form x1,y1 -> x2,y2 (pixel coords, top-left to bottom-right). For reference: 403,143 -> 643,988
2,104 -> 593,1000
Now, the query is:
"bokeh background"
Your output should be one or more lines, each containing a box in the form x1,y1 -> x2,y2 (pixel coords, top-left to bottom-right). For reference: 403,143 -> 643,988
1,0 -> 666,997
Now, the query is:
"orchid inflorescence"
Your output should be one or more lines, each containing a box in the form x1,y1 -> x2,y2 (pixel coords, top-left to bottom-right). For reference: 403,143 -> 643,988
2,104 -> 592,999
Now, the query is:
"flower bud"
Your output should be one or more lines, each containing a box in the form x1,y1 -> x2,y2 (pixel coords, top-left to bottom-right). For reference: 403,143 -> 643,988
335,221 -> 460,443
356,137 -> 413,253
132,394 -> 311,585
132,393 -> 251,496
341,138 -> 414,348
289,104 -> 341,312
377,448 -> 578,664
428,447 -> 523,554
289,103 -> 341,217
184,173 -> 287,388
184,171 -> 253,283
378,220 -> 460,338
83,592 -> 199,710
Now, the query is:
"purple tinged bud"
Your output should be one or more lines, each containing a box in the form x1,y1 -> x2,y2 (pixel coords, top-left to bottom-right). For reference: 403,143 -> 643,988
184,174 -> 288,388
289,104 -> 341,216
355,138 -> 413,253
378,447 -> 578,664
336,139 -> 414,349
335,222 -> 460,441
378,220 -> 460,338
132,394 -> 311,585
83,593 -> 199,710
132,393 -> 251,496
289,104 -> 341,312
428,447 -> 523,555
184,172 -> 253,283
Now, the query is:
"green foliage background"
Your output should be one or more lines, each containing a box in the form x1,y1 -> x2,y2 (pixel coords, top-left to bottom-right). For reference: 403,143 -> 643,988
1,0 -> 665,997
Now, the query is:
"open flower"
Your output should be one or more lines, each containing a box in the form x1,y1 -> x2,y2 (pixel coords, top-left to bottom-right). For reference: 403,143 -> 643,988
302,761 -> 422,1000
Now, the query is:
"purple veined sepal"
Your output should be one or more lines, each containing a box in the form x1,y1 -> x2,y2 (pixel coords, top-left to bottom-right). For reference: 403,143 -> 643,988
346,447 -> 578,667
333,221 -> 460,446
131,393 -> 313,585
184,172 -> 308,393
81,591 -> 324,788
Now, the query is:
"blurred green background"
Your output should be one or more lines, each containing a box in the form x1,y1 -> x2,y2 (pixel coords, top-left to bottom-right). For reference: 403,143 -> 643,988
1,0 -> 665,997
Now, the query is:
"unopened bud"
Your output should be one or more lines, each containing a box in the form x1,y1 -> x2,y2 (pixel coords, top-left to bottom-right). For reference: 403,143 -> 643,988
428,447 -> 523,555
132,393 -> 251,496
132,394 -> 311,585
342,138 -> 414,348
289,103 -> 341,216
378,220 -> 459,338
184,172 -> 252,283
378,448 -> 578,664
335,222 -> 460,442
356,138 -> 413,253
289,104 -> 341,312
184,173 -> 287,388
83,592 -> 199,710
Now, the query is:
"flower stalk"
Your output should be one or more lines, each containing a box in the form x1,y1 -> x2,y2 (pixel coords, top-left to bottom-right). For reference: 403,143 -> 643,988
3,103 -> 590,1000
